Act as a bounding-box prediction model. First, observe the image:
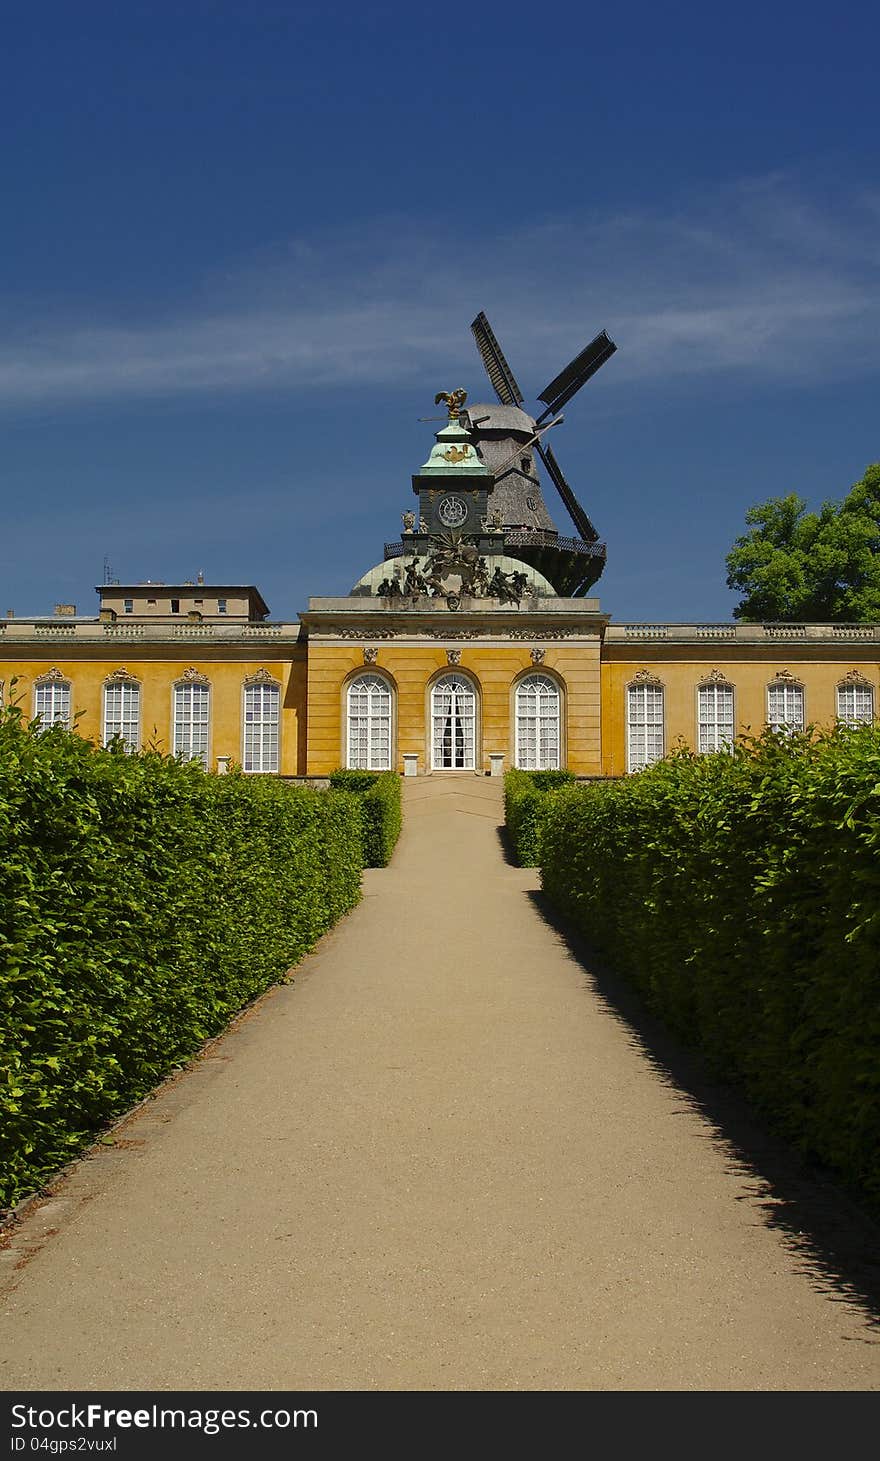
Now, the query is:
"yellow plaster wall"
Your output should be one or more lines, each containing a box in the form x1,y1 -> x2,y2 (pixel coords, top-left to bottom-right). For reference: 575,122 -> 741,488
305,639 -> 603,775
601,653 -> 880,775
7,638 -> 875,783
0,652 -> 308,776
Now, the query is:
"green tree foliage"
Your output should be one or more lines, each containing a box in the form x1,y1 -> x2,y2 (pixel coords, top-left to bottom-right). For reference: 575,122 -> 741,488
725,463 -> 880,622
0,697 -> 364,1211
536,727 -> 880,1208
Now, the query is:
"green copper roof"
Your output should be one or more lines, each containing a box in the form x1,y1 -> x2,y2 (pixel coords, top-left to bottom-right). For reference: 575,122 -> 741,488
418,416 -> 490,477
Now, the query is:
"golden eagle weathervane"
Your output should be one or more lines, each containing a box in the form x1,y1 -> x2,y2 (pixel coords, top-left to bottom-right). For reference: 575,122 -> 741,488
434,388 -> 468,420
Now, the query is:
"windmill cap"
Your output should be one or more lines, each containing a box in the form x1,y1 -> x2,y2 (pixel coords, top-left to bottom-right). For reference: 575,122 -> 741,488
461,404 -> 537,436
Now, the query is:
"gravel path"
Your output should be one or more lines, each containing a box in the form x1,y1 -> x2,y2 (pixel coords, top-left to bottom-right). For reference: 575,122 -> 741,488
2,775 -> 878,1391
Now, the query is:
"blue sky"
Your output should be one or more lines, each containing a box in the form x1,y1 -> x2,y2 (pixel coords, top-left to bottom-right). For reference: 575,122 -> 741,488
2,0 -> 878,621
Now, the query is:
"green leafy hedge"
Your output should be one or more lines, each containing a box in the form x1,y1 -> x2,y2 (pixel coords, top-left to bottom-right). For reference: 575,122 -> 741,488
1,702 -> 364,1211
539,726 -> 880,1206
328,769 -> 402,867
504,768 -> 576,865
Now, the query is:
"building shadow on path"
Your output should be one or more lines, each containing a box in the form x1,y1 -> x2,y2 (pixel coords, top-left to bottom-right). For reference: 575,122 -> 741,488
522,871 -> 880,1331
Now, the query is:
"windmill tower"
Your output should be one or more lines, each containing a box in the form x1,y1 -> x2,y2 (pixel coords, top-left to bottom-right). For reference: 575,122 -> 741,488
464,312 -> 616,595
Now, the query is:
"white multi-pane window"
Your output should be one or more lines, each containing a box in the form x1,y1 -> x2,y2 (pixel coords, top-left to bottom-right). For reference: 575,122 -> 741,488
103,680 -> 141,750
173,681 -> 210,767
431,675 -> 476,769
515,674 -> 561,770
347,675 -> 392,770
243,681 -> 280,773
34,678 -> 71,730
697,681 -> 735,753
767,681 -> 804,733
627,682 -> 664,773
837,681 -> 874,725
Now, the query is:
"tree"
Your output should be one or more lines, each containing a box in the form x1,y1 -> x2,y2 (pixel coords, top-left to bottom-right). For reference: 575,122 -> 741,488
725,463 -> 880,622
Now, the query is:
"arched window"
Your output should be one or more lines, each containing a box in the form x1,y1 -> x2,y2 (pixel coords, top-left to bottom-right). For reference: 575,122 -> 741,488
103,678 -> 141,750
767,679 -> 804,734
173,679 -> 210,767
627,678 -> 664,772
697,679 -> 734,753
243,679 -> 280,773
347,674 -> 392,770
515,674 -> 560,770
837,679 -> 874,725
34,674 -> 71,730
431,674 -> 476,770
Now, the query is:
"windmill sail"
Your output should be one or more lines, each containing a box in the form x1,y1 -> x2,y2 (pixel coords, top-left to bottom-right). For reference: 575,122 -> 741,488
470,312 -> 525,407
537,330 -> 616,420
536,442 -> 599,543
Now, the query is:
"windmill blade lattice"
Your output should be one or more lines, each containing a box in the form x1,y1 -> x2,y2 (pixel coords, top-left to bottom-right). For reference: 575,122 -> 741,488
470,312 -> 525,407
536,331 -> 617,422
536,442 -> 599,543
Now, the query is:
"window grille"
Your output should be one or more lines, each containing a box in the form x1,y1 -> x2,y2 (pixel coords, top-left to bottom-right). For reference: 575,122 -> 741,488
837,682 -> 874,725
767,682 -> 804,733
34,679 -> 71,730
627,683 -> 664,772
243,682 -> 280,772
347,675 -> 392,771
173,682 -> 210,767
431,675 -> 475,770
697,682 -> 734,753
103,681 -> 140,750
515,675 -> 560,770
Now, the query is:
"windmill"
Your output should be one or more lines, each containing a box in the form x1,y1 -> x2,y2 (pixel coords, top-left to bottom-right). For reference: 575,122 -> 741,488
465,311 -> 616,594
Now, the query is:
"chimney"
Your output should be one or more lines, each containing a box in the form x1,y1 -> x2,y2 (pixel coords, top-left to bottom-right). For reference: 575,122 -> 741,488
54,603 -> 76,617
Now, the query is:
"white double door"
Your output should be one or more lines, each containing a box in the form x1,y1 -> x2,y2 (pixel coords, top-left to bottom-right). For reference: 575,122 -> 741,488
431,675 -> 476,770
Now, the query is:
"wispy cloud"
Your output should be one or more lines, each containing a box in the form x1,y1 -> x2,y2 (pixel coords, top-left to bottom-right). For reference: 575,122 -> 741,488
1,177 -> 877,409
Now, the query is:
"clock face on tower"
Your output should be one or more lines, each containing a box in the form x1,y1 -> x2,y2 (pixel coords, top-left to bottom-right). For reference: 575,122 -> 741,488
438,494 -> 468,528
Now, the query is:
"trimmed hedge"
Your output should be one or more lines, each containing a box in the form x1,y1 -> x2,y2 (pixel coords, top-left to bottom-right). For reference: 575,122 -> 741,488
328,769 -> 402,867
504,768 -> 576,865
1,701 -> 364,1211
539,726 -> 880,1206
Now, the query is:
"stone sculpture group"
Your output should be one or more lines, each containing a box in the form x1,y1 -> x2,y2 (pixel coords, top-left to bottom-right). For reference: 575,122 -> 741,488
376,555 -> 530,606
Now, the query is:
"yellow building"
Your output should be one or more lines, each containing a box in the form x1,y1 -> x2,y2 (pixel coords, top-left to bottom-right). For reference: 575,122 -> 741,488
1,403 -> 877,778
